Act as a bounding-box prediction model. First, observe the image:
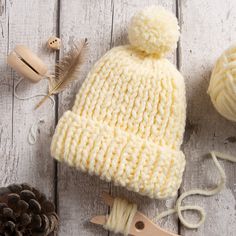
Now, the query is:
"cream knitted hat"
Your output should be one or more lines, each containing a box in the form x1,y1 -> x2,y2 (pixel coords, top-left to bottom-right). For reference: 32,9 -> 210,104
51,6 -> 186,199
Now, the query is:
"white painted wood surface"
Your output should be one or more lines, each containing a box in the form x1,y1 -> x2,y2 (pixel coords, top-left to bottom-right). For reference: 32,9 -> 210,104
0,0 -> 235,236
0,0 -> 57,200
180,0 -> 236,235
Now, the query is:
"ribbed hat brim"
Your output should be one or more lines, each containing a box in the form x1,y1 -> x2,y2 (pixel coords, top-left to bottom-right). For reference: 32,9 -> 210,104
51,111 -> 185,199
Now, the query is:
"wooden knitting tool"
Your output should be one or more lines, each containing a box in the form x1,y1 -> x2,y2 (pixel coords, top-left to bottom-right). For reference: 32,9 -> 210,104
90,192 -> 180,236
7,45 -> 48,83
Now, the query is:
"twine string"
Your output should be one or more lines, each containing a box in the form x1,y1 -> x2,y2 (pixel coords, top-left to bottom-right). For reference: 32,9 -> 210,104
1,78 -> 55,145
14,78 -> 55,145
13,78 -> 55,106
27,118 -> 45,145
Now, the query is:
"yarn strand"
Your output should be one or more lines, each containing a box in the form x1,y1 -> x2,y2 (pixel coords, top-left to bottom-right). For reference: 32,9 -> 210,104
27,118 -> 45,145
14,78 -> 55,145
101,151 -> 235,235
14,78 -> 55,107
155,151 -> 236,229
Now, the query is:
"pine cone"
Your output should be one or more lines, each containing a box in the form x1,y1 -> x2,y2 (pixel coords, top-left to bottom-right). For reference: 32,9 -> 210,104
0,183 -> 59,236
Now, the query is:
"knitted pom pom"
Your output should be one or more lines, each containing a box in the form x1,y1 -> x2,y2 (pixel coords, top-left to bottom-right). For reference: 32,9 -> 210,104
128,6 -> 180,56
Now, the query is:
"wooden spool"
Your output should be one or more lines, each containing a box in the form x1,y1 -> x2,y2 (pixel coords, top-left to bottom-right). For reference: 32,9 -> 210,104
7,45 -> 48,83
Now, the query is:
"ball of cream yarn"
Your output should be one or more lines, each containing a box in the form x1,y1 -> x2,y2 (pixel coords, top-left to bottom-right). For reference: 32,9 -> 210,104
208,45 -> 236,122
128,6 -> 180,56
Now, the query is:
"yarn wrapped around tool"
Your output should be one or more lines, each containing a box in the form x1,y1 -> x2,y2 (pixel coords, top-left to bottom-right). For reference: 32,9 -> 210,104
208,44 -> 236,122
102,152 -> 236,234
103,198 -> 137,236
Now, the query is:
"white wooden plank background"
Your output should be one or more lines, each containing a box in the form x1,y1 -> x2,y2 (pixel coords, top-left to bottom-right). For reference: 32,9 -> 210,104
0,0 -> 235,236
180,0 -> 236,235
0,0 -> 57,202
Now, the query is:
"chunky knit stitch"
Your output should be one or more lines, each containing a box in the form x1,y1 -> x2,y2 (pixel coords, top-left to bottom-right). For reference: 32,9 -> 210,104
51,6 -> 186,199
208,44 -> 236,122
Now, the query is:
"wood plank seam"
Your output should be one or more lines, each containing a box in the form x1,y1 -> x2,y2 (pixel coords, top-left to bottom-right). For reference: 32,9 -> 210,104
54,0 -> 61,215
107,1 -> 114,235
175,0 -> 181,234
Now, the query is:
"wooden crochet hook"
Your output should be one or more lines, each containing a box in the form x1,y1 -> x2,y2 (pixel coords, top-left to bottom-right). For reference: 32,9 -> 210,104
90,192 -> 180,236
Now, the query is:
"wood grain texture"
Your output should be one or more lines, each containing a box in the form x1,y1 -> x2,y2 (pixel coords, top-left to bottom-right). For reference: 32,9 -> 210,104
0,0 -> 14,185
179,0 -> 236,235
0,0 -> 236,235
57,1 -> 113,235
0,0 -> 57,197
